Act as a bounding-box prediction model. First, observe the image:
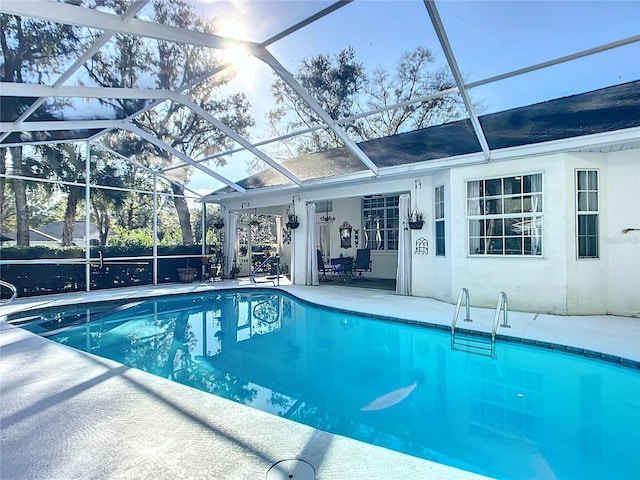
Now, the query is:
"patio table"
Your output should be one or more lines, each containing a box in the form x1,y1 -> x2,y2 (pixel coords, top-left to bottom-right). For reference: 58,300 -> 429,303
330,257 -> 353,282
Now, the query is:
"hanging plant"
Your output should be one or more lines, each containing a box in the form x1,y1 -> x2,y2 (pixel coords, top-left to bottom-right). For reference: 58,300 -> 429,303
213,216 -> 224,230
408,208 -> 424,230
286,214 -> 300,230
409,179 -> 424,229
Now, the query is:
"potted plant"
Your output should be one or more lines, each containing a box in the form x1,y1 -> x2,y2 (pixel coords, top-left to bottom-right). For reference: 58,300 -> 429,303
408,210 -> 425,230
285,213 -> 299,230
229,265 -> 240,279
177,260 -> 198,283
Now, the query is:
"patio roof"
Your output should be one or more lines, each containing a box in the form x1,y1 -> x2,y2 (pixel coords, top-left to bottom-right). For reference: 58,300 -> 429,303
1,1 -> 638,201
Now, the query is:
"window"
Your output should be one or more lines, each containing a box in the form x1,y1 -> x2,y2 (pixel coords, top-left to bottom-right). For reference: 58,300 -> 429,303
467,174 -> 543,256
362,195 -> 399,251
576,170 -> 599,258
435,185 -> 445,256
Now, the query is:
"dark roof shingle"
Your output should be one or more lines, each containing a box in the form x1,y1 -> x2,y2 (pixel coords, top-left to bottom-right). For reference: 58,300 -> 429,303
213,80 -> 640,194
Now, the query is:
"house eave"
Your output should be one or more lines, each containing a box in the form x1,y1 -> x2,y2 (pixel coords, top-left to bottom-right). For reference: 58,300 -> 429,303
207,126 -> 640,209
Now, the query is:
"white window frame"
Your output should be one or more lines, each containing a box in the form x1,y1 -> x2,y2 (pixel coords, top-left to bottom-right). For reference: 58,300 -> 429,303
434,185 -> 445,256
576,169 -> 599,259
362,195 -> 399,251
466,173 -> 543,257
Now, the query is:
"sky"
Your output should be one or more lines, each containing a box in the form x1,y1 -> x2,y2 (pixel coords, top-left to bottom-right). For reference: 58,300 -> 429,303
206,0 -> 639,111
181,0 -> 639,194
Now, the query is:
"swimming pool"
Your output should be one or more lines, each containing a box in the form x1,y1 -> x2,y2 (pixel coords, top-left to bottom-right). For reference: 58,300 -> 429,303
9,289 -> 640,480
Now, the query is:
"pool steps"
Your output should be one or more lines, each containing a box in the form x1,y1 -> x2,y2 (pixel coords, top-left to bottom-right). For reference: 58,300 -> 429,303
451,288 -> 510,358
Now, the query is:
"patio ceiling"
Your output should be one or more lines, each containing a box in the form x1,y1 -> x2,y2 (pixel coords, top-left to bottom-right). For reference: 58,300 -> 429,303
1,0 -> 638,201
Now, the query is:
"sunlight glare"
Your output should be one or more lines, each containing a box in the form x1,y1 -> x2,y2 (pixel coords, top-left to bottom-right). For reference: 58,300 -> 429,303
220,40 -> 258,89
224,42 -> 250,65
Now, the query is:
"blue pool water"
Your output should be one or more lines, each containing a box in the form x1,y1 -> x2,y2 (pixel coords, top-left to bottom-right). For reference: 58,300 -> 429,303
11,289 -> 640,479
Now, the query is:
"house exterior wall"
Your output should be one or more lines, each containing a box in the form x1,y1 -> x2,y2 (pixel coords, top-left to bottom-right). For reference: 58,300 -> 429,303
604,150 -> 640,316
564,150 -> 640,316
224,145 -> 638,316
428,170 -> 453,302
410,174 -> 434,296
439,155 -> 570,313
410,149 -> 639,316
564,153 -> 608,315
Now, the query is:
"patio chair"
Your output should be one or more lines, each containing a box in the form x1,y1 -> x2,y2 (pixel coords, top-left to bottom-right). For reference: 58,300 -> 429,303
352,248 -> 371,281
317,249 -> 332,282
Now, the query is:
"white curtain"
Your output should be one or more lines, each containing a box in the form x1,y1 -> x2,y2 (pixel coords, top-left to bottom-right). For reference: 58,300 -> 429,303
305,202 -> 318,286
530,174 -> 543,254
396,194 -> 412,296
468,181 -> 482,254
275,216 -> 283,257
224,212 -> 237,277
318,222 -> 330,261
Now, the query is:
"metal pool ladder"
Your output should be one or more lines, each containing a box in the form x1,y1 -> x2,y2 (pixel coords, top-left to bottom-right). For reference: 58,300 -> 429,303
451,289 -> 510,358
0,280 -> 18,305
451,287 -> 472,326
250,255 -> 282,286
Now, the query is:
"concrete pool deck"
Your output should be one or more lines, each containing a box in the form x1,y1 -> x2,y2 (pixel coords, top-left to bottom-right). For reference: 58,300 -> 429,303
1,280 -> 638,479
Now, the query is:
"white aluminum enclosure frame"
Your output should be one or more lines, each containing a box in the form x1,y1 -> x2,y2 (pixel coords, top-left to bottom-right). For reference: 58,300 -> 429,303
1,0 -> 637,201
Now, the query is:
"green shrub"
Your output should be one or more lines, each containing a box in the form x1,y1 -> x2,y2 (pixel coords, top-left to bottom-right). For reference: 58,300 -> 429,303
0,244 -> 204,297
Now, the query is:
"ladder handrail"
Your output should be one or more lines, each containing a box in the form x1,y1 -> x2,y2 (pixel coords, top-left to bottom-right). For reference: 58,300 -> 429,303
0,279 -> 18,305
250,255 -> 281,286
491,291 -> 510,342
451,287 -> 471,336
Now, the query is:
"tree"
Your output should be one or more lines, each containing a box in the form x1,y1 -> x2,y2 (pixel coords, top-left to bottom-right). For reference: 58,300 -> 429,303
268,46 -> 465,157
269,46 -> 366,153
8,147 -> 29,245
84,0 -> 254,245
357,46 -> 463,139
28,144 -> 125,246
29,144 -> 85,246
0,14 -> 81,245
90,180 -> 126,247
26,183 -> 65,227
